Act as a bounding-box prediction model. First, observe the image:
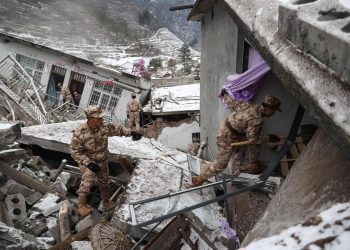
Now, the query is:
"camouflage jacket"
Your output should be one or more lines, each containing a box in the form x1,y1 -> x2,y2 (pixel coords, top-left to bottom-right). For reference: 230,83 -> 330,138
224,94 -> 253,111
61,86 -> 72,99
70,122 -> 131,165
226,96 -> 264,144
127,100 -> 142,113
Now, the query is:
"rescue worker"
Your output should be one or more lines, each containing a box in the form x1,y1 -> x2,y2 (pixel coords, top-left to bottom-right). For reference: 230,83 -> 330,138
70,105 -> 142,217
57,83 -> 74,105
127,93 -> 142,131
192,93 -> 282,186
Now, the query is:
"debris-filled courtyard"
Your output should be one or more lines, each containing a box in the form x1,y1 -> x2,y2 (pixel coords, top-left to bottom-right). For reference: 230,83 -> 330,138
0,121 -> 236,249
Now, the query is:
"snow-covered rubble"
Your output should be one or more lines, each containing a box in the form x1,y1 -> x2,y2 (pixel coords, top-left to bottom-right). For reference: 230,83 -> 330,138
242,202 -> 350,250
20,120 -> 230,249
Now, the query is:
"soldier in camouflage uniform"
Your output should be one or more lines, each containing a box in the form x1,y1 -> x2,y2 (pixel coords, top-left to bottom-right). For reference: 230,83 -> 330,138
70,106 -> 136,217
57,83 -> 74,105
192,94 -> 282,186
127,93 -> 142,131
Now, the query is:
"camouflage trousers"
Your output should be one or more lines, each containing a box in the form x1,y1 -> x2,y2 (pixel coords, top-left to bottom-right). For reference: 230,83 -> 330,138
77,160 -> 110,198
129,111 -> 140,131
200,126 -> 259,179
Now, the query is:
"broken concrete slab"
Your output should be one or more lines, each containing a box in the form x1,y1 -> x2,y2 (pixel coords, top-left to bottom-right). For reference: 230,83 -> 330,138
51,181 -> 67,198
279,0 -> 350,83
26,155 -> 46,171
4,194 -> 27,221
57,172 -> 71,186
75,209 -> 103,232
32,193 -> 60,212
0,179 -> 35,198
26,192 -> 43,206
0,221 -> 50,249
43,201 -> 66,217
71,241 -> 93,250
0,148 -> 28,164
243,129 -> 350,245
0,122 -> 21,150
15,218 -> 48,237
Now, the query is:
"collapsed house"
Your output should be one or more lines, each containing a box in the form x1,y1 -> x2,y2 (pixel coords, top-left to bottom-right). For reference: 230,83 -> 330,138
143,82 -> 200,152
186,0 -> 350,247
0,32 -> 150,125
0,120 -> 245,249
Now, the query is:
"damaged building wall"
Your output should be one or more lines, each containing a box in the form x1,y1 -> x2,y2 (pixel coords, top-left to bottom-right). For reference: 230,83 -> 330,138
142,117 -> 200,152
242,128 -> 350,246
157,118 -> 200,152
0,33 -> 146,122
200,1 -> 243,161
198,2 -> 316,163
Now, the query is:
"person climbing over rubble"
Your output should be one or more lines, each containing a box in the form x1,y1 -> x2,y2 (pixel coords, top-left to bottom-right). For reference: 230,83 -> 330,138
70,105 -> 142,218
127,93 -> 142,131
192,92 -> 282,186
57,82 -> 74,107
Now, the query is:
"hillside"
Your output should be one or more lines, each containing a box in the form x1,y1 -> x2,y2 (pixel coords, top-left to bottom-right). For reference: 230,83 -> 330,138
0,0 -> 200,65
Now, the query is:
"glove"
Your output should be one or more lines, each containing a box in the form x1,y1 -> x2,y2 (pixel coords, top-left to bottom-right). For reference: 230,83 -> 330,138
87,162 -> 100,173
131,131 -> 142,141
191,175 -> 206,187
268,134 -> 281,143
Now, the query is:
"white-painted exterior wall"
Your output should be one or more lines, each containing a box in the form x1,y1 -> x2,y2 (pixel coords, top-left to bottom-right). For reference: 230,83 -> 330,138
157,121 -> 200,151
0,33 -> 149,122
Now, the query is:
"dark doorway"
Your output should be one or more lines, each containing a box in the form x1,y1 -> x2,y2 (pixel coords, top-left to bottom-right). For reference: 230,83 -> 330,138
69,71 -> 86,106
46,65 -> 66,106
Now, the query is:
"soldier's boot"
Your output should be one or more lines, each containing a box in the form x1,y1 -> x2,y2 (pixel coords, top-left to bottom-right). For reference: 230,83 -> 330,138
101,188 -> 114,212
77,195 -> 92,218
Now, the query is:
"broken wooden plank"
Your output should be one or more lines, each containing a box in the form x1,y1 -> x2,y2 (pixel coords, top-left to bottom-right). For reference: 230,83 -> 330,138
59,201 -> 71,241
0,160 -> 64,199
0,148 -> 28,165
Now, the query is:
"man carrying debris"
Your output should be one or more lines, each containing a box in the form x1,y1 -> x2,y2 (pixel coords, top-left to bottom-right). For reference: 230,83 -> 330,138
70,105 -> 142,217
127,93 -> 142,131
57,83 -> 74,105
192,93 -> 282,186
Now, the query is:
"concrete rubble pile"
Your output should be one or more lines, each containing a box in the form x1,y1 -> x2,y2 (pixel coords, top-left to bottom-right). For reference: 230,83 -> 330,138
0,120 -> 241,249
0,122 -> 132,249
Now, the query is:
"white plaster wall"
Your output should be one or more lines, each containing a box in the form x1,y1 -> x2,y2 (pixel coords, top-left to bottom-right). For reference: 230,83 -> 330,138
157,121 -> 200,151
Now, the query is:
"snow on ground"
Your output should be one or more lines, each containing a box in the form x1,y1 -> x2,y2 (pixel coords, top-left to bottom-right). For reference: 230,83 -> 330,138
0,123 -> 14,129
143,83 -> 200,113
242,202 -> 350,250
20,120 -> 229,249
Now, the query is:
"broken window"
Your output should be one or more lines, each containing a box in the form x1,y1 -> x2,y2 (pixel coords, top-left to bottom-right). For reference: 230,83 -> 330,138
88,78 -> 122,111
15,54 -> 45,82
89,90 -> 101,106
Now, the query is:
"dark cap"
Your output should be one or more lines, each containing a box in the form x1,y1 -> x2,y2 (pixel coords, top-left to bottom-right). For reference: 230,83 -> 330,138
263,95 -> 282,112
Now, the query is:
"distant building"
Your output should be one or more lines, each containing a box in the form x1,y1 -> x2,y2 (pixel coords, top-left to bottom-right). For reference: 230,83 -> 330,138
0,32 -> 150,123
143,83 -> 200,152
